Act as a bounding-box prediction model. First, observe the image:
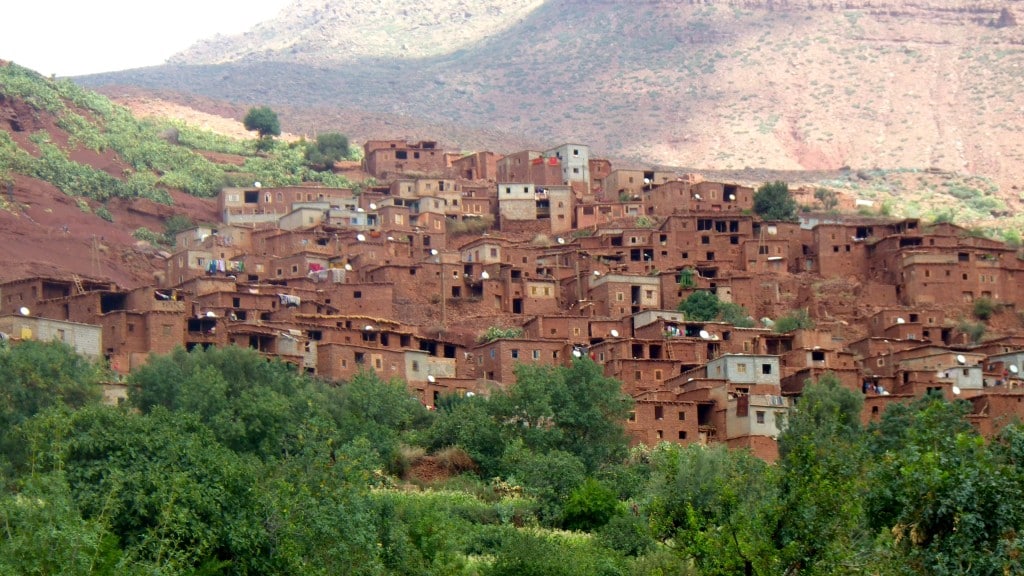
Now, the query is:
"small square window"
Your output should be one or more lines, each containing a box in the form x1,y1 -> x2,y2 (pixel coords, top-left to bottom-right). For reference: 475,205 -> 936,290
756,411 -> 765,424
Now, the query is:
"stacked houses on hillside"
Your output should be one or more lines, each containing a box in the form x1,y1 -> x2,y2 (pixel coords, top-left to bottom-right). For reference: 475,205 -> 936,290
2,139 -> 1024,460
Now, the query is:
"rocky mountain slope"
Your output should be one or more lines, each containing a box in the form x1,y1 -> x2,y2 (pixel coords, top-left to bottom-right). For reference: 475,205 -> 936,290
77,0 -> 1024,222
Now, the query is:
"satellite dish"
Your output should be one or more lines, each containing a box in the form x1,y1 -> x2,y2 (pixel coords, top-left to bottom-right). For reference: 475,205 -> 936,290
430,249 -> 439,256
572,348 -> 583,358
643,177 -> 651,185
896,317 -> 906,324
356,207 -> 365,213
956,354 -> 967,365
952,385 -> 962,395
253,181 -> 261,188
465,391 -> 475,397
557,237 -> 565,245
387,236 -> 395,241
369,203 -> 377,210
18,306 -> 30,316
1011,365 -> 1020,375
687,377 -> 695,382
728,194 -> 736,201
481,271 -> 490,280
344,263 -> 353,271
694,193 -> 702,200
427,375 -> 436,383
205,311 -> 217,318
610,329 -> 620,338
356,234 -> 366,242
593,270 -> 601,276
699,329 -> 711,340
364,325 -> 374,331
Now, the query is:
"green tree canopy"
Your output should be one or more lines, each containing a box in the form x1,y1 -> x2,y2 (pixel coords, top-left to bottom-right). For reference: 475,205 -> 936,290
678,290 -> 720,322
754,180 -> 798,221
243,106 -> 281,139
0,340 -> 103,434
305,132 -> 350,171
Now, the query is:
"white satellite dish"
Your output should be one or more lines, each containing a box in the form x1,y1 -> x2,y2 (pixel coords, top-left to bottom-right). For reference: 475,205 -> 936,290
896,317 -> 906,324
205,311 -> 217,318
557,237 -> 565,245
356,234 -> 366,242
952,385 -> 962,395
643,177 -> 651,185
253,181 -> 261,188
387,236 -> 395,241
956,354 -> 967,365
466,391 -> 475,397
687,377 -> 694,382
694,193 -> 702,200
572,348 -> 583,358
369,203 -> 377,210
699,329 -> 711,340
18,306 -> 29,316
430,249 -> 439,256
593,270 -> 601,276
610,329 -> 620,338
364,325 -> 374,331
1011,365 -> 1020,374
344,263 -> 353,271
481,271 -> 490,280
728,194 -> 736,201
427,375 -> 436,383
356,207 -> 365,213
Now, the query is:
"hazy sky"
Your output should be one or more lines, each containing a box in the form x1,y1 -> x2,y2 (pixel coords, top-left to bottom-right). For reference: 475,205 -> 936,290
1,0 -> 292,77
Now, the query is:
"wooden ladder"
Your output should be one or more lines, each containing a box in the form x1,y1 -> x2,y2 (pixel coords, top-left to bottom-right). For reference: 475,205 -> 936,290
72,274 -> 85,295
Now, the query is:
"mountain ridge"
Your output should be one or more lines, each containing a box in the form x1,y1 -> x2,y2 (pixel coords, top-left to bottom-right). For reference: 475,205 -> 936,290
77,0 -> 1024,225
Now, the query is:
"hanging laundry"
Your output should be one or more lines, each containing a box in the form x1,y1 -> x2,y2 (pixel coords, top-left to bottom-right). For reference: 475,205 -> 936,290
278,294 -> 301,307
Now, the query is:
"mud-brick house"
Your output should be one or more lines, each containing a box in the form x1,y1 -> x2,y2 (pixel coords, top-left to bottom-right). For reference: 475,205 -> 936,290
589,158 -> 613,195
451,151 -> 501,181
587,273 -> 661,318
628,390 -> 701,446
575,200 -> 644,229
966,390 -> 1024,436
521,314 -> 592,345
0,315 -> 102,359
602,169 -> 675,201
601,353 -> 681,395
362,140 -> 449,178
0,277 -> 114,317
472,337 -> 567,384
496,151 -> 563,185
545,143 -> 590,185
220,185 -> 355,225
867,307 -> 951,341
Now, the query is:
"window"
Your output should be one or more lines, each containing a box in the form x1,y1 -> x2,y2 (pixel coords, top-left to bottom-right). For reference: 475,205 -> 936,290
756,411 -> 766,424
655,406 -> 664,420
511,349 -> 519,359
354,291 -> 362,299
678,431 -> 688,440
761,363 -> 773,375
533,350 -> 540,359
678,411 -> 686,421
737,363 -> 748,373
162,324 -> 172,336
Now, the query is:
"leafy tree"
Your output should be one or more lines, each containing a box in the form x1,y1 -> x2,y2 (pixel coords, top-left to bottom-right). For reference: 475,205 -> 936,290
814,187 -> 839,211
753,180 -> 798,221
305,132 -> 350,171
243,106 -> 281,139
973,296 -> 997,321
678,267 -> 696,288
646,443 -> 779,574
0,340 -> 103,435
866,398 -> 1024,575
776,372 -> 870,574
678,290 -> 720,322
719,301 -> 755,328
561,478 -> 622,531
774,308 -> 814,333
